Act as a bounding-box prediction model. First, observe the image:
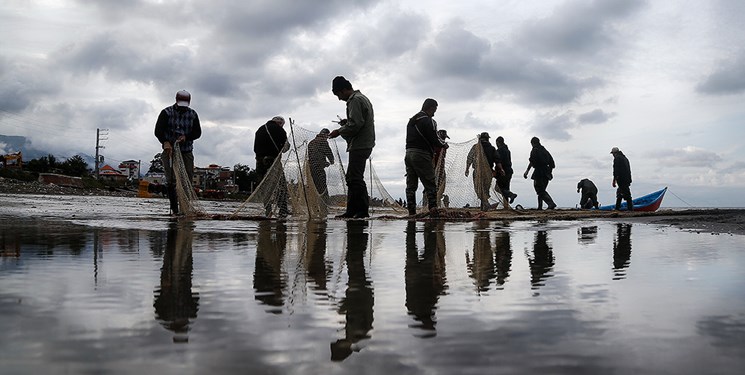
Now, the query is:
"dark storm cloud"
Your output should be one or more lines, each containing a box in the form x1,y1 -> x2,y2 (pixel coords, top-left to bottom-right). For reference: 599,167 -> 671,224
414,0 -> 646,105
696,51 -> 745,95
531,112 -> 576,141
515,0 -> 647,57
0,58 -> 61,112
417,22 -> 605,105
577,109 -> 616,124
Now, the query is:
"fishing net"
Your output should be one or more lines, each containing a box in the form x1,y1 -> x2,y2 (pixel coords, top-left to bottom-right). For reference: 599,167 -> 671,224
421,138 -> 509,212
172,143 -> 206,217
232,121 -> 404,219
231,121 -> 510,219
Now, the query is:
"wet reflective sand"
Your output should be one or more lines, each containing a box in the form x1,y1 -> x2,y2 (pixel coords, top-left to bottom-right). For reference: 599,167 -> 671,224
1,195 -> 745,374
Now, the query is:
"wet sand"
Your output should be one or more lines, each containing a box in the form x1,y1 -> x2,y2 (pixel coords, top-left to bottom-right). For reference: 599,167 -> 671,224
1,176 -> 743,236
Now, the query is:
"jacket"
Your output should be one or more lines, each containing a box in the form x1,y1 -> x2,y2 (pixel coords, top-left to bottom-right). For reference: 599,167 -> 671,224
338,91 -> 375,151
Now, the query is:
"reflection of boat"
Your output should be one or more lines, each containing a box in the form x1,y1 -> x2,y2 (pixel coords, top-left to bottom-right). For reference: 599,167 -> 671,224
598,187 -> 667,212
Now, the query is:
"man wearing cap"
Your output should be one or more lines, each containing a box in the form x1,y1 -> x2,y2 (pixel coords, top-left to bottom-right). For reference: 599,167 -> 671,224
611,147 -> 633,211
154,90 -> 202,215
495,136 -> 517,205
329,76 -> 375,219
523,137 -> 556,210
465,132 -> 505,211
404,98 -> 445,216
254,116 -> 289,217
308,128 -> 335,203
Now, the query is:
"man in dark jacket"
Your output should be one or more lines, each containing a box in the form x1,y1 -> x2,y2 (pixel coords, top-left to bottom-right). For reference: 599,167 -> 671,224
495,136 -> 517,205
154,90 -> 202,215
577,178 -> 599,209
523,137 -> 556,210
329,76 -> 375,219
404,98 -> 445,216
466,132 -> 505,211
611,147 -> 633,211
253,116 -> 289,217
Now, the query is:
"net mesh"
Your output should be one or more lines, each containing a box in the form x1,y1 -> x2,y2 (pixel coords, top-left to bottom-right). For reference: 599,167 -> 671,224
172,143 -> 206,217
427,138 -> 510,212
232,121 -> 511,219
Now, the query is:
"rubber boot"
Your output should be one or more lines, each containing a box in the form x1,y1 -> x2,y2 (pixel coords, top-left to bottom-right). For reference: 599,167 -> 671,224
544,193 -> 557,210
615,197 -> 622,211
407,204 -> 417,216
627,200 -> 634,211
537,197 -> 543,210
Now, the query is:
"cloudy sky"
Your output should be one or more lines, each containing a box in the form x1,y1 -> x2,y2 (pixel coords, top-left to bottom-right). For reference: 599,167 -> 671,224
1,0 -> 744,207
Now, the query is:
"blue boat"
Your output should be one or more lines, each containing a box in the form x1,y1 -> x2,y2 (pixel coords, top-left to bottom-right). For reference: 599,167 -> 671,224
598,187 -> 667,212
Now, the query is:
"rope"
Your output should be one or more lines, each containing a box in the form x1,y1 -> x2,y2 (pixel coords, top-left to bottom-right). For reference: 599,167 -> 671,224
668,189 -> 694,207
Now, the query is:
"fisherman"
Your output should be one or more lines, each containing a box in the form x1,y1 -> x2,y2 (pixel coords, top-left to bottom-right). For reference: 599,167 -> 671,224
523,137 -> 556,210
577,178 -> 599,209
611,147 -> 633,211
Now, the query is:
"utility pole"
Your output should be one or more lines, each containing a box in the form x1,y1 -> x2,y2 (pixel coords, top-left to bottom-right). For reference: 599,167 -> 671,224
94,128 -> 108,178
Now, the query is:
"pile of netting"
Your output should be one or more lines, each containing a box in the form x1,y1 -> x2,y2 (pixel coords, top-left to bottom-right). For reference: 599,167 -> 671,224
231,120 -> 510,219
428,137 -> 510,212
173,144 -> 206,218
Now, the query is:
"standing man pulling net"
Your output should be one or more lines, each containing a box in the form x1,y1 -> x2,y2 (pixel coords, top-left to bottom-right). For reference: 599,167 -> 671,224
254,116 -> 290,218
154,90 -> 202,216
404,98 -> 445,217
466,132 -> 504,211
495,136 -> 517,205
308,128 -> 335,204
329,76 -> 376,219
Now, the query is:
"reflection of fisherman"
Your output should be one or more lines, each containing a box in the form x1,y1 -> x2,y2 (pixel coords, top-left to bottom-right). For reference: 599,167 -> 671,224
465,132 -> 504,211
577,178 -> 599,209
331,221 -> 374,361
405,221 -> 446,336
153,221 -> 199,343
613,223 -> 632,279
308,128 -> 335,203
466,221 -> 496,292
305,220 -> 330,291
254,221 -> 287,312
528,231 -> 555,290
254,116 -> 290,218
494,230 -> 513,287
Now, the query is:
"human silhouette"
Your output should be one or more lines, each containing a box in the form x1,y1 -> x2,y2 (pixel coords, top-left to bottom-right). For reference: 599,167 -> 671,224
528,230 -> 555,290
254,221 -> 287,313
612,223 -> 632,280
330,221 -> 374,361
153,220 -> 199,343
404,221 -> 447,337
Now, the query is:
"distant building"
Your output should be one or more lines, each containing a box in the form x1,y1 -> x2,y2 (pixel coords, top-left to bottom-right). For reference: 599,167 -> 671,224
118,160 -> 140,180
194,164 -> 236,192
98,164 -> 127,184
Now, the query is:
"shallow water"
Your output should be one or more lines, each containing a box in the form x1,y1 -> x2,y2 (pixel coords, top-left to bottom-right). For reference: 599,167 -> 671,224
1,195 -> 745,374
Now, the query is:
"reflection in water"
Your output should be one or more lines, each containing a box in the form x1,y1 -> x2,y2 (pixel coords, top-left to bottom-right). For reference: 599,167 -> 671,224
254,221 -> 288,313
612,223 -> 632,280
304,220 -> 330,292
405,221 -> 447,337
528,231 -> 555,291
330,220 -> 374,362
466,221 -> 496,293
153,220 -> 199,343
578,226 -> 598,245
494,230 -> 513,288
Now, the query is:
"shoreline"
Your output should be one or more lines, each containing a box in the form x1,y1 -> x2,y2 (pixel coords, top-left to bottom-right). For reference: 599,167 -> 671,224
2,177 -> 743,236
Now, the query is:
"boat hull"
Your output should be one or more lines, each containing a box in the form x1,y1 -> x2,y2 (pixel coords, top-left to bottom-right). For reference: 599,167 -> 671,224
597,187 -> 667,212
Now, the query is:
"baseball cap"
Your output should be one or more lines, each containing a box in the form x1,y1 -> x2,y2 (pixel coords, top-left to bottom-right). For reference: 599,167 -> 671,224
175,90 -> 191,107
437,129 -> 450,139
319,128 -> 330,135
479,132 -> 490,139
610,147 -> 620,154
